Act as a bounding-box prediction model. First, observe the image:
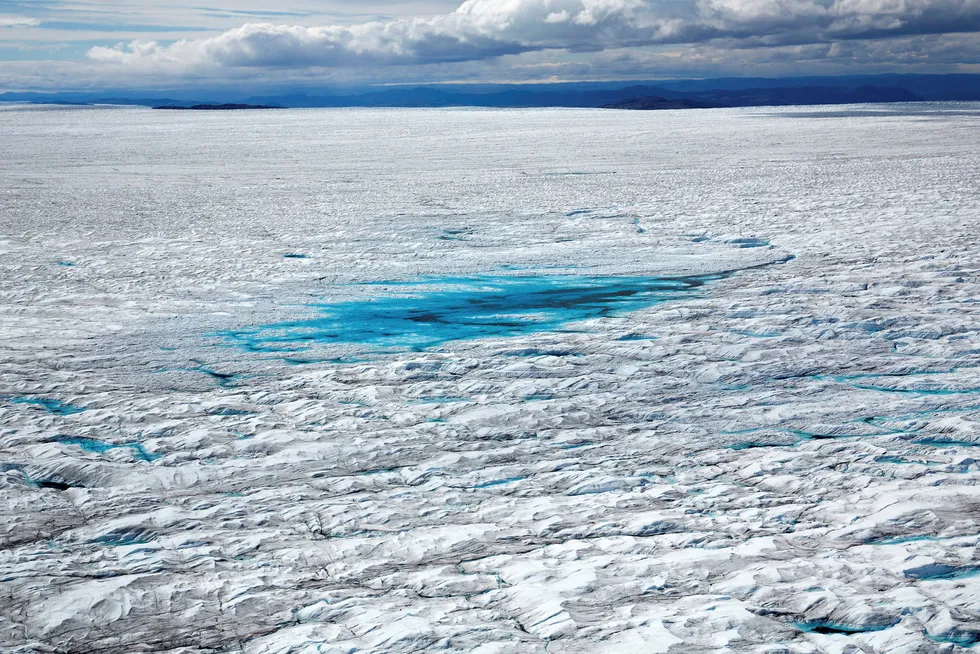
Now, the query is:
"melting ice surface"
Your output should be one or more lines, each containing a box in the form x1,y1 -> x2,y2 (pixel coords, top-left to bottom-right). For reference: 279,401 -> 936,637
7,396 -> 85,415
225,273 -> 717,354
57,436 -> 159,462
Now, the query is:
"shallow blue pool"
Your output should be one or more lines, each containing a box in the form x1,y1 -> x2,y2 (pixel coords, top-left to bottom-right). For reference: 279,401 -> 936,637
57,436 -> 159,462
8,397 -> 85,415
224,273 -> 717,354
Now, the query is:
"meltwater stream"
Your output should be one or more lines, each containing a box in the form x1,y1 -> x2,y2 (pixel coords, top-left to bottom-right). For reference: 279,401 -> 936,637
223,273 -> 720,354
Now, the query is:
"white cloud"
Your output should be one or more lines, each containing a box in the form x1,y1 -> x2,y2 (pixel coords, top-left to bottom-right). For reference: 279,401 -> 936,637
85,0 -> 980,72
0,16 -> 40,28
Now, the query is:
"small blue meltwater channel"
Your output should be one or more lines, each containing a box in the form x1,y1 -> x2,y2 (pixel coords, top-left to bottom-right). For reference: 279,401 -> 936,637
223,273 -> 718,354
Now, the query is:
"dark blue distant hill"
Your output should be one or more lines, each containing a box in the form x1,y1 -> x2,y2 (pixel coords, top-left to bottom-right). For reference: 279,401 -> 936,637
668,84 -> 920,108
153,103 -> 281,110
600,96 -> 724,110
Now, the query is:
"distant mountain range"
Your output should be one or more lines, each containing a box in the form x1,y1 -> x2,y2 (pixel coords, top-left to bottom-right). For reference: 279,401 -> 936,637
2,74 -> 978,110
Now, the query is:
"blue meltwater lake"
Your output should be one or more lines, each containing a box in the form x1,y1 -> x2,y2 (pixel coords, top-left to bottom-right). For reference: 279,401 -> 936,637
224,273 -> 719,354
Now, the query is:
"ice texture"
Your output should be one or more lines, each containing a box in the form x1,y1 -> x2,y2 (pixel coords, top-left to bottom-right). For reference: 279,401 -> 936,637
2,103 -> 980,653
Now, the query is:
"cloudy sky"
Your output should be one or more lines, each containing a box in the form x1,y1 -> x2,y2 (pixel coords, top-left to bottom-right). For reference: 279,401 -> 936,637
1,0 -> 979,91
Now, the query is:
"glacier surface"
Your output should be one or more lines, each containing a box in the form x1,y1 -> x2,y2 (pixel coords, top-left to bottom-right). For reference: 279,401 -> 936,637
1,103 -> 980,653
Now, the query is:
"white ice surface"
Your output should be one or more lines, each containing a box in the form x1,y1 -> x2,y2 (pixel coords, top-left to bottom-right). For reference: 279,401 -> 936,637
2,103 -> 980,653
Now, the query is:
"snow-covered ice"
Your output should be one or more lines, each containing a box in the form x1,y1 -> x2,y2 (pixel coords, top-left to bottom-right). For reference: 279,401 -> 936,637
2,103 -> 980,653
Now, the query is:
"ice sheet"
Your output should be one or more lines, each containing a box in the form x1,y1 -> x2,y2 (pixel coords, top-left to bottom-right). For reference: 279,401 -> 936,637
2,103 -> 980,653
